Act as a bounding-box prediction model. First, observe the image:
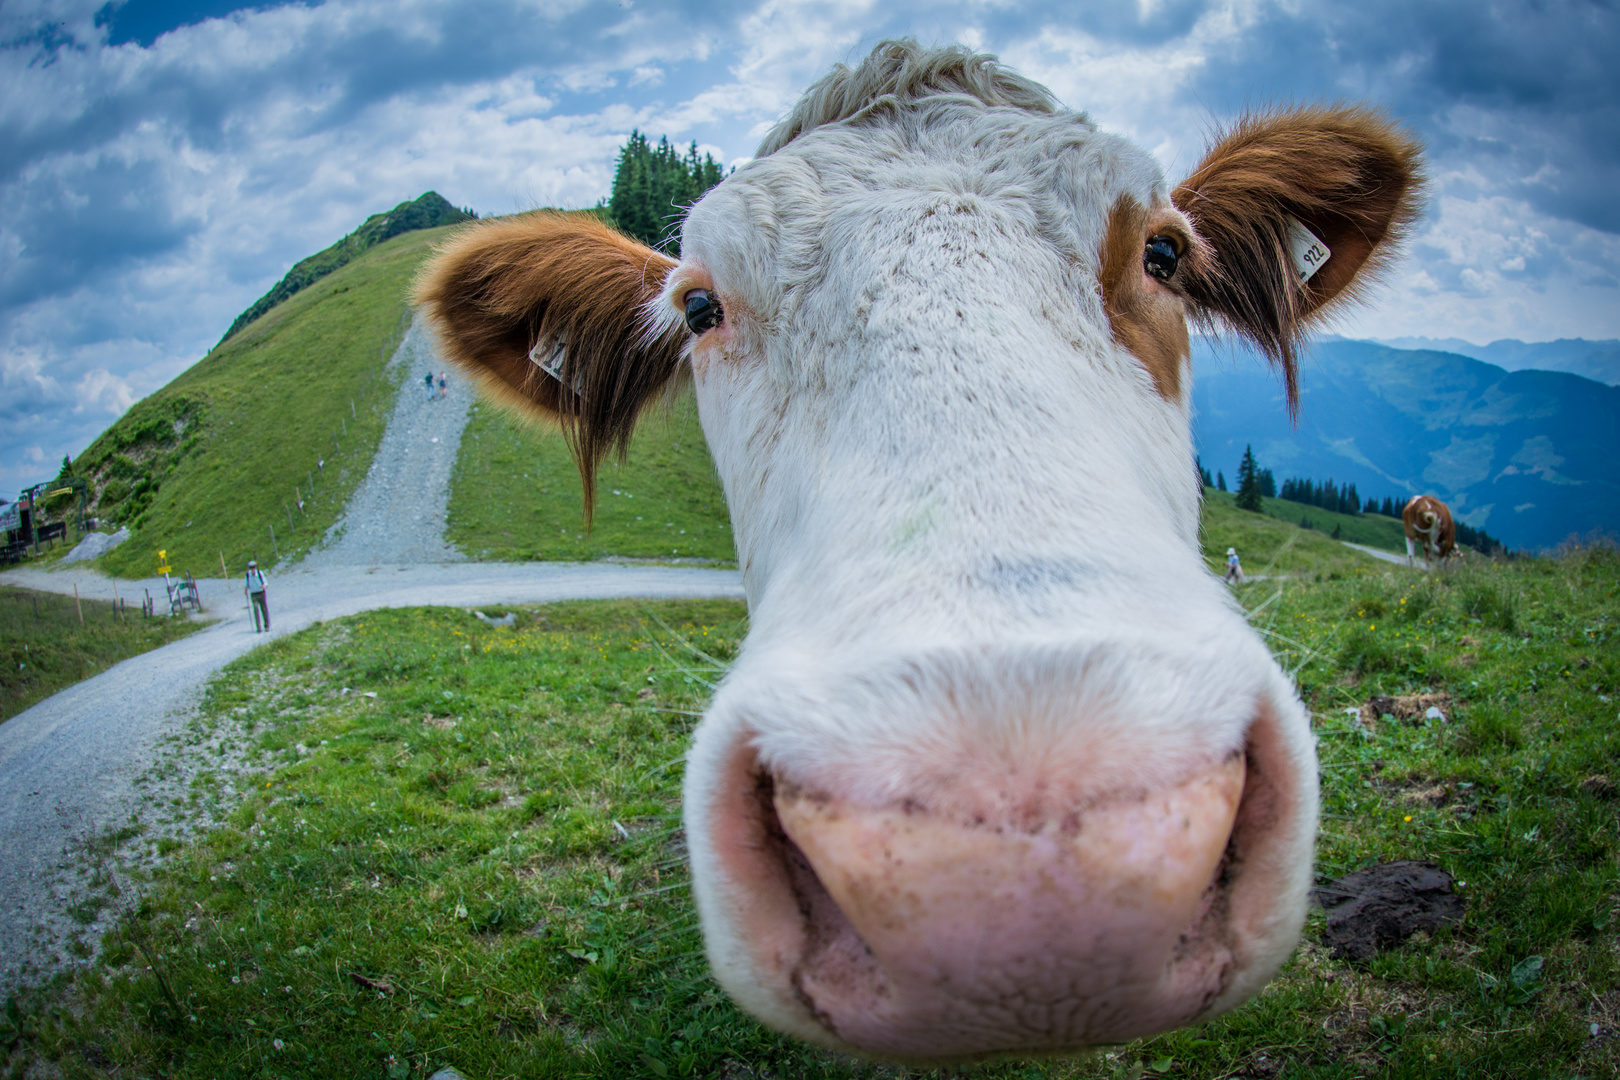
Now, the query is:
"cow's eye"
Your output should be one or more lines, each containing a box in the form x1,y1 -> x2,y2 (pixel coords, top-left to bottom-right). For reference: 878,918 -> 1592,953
1144,236 -> 1180,282
684,289 -> 724,334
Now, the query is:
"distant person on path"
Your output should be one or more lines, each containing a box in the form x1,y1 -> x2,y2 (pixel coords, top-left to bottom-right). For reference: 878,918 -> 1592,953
438,371 -> 447,398
425,372 -> 435,400
244,560 -> 270,632
1224,547 -> 1244,584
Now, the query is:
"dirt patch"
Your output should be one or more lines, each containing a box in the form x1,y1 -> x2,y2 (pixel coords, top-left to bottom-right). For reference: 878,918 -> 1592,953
1312,861 -> 1466,962
1359,691 -> 1453,732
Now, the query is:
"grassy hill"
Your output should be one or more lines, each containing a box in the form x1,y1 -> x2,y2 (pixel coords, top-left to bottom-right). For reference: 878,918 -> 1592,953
1204,488 -> 1408,555
77,225 -> 464,580
219,192 -> 473,345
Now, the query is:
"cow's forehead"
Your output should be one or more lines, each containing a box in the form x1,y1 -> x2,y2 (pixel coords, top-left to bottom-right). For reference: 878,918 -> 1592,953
683,100 -> 1170,298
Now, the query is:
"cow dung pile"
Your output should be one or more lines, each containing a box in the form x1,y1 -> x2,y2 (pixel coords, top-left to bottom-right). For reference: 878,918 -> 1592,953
1311,860 -> 1466,962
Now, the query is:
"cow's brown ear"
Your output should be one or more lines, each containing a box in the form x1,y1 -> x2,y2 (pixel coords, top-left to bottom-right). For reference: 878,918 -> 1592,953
414,211 -> 685,517
1173,106 -> 1425,411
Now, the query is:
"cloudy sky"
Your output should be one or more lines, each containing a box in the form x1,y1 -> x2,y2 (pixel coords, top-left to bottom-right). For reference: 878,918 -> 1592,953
3,0 -> 1617,493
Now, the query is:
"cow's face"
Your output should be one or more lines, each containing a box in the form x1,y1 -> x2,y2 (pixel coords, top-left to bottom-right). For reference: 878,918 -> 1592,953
419,42 -> 1421,1063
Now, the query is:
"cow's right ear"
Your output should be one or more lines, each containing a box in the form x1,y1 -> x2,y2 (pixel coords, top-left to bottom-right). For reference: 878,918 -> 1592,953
414,211 -> 686,515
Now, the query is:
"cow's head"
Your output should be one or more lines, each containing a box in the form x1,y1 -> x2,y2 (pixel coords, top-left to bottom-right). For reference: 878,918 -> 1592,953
418,41 -> 1422,1062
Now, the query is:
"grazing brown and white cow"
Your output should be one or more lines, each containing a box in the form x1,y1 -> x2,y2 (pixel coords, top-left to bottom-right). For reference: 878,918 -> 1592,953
1403,495 -> 1456,568
418,41 -> 1422,1062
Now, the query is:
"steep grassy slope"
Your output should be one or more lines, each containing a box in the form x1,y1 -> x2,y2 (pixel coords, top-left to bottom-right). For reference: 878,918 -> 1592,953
81,226 -> 465,579
446,391 -> 736,563
1201,491 -> 1398,576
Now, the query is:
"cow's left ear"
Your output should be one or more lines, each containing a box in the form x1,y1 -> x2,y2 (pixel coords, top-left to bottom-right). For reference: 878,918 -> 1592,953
414,211 -> 686,518
1173,106 -> 1425,409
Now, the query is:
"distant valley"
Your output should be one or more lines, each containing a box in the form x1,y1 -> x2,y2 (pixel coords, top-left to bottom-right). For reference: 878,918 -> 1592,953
1192,337 -> 1620,551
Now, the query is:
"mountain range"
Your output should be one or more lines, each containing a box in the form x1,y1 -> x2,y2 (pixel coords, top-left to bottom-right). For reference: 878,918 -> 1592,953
1192,337 -> 1620,552
1364,336 -> 1620,387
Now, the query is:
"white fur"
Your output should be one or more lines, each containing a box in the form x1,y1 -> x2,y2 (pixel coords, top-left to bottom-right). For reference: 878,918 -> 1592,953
659,48 -> 1320,1052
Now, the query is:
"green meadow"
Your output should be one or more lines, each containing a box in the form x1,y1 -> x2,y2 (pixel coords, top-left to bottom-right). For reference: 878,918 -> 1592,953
5,534 -> 1616,1079
0,586 -> 204,725
1204,488 -> 1410,555
446,392 -> 735,565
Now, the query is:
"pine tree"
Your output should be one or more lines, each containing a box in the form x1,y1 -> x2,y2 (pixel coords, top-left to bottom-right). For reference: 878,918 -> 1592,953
607,132 -> 727,253
1235,445 -> 1263,512
1259,468 -> 1276,498
1217,472 -> 1227,492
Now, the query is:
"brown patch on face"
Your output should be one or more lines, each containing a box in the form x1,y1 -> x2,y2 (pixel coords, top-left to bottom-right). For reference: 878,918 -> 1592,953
414,211 -> 687,517
1172,105 -> 1425,415
1098,197 -> 1195,402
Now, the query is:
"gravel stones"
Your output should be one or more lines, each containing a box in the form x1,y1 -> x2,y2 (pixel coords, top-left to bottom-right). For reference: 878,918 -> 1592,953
302,315 -> 471,568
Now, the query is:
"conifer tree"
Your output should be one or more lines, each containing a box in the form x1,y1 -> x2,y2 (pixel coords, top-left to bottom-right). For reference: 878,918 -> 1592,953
608,132 -> 726,253
1235,445 -> 1263,512
1217,472 -> 1227,492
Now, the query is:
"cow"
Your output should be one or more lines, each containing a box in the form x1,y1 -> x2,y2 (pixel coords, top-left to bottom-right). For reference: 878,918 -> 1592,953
1403,495 -> 1455,568
416,41 -> 1423,1062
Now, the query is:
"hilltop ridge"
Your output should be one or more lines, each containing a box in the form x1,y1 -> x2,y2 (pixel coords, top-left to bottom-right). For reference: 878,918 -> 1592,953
219,191 -> 474,345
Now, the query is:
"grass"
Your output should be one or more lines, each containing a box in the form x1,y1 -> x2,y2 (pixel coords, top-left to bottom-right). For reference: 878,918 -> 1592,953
447,391 -> 736,564
75,225 -> 470,581
1201,493 -> 1394,579
1204,488 -> 1409,555
8,542 -> 1618,1079
0,585 -> 205,724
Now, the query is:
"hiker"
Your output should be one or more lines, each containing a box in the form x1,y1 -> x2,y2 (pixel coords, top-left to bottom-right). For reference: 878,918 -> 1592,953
244,559 -> 270,632
1224,547 -> 1244,584
425,372 -> 435,399
438,371 -> 447,398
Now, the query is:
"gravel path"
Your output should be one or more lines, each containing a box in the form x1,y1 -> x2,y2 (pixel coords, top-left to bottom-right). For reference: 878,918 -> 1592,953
303,315 -> 474,566
1341,541 -> 1421,568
